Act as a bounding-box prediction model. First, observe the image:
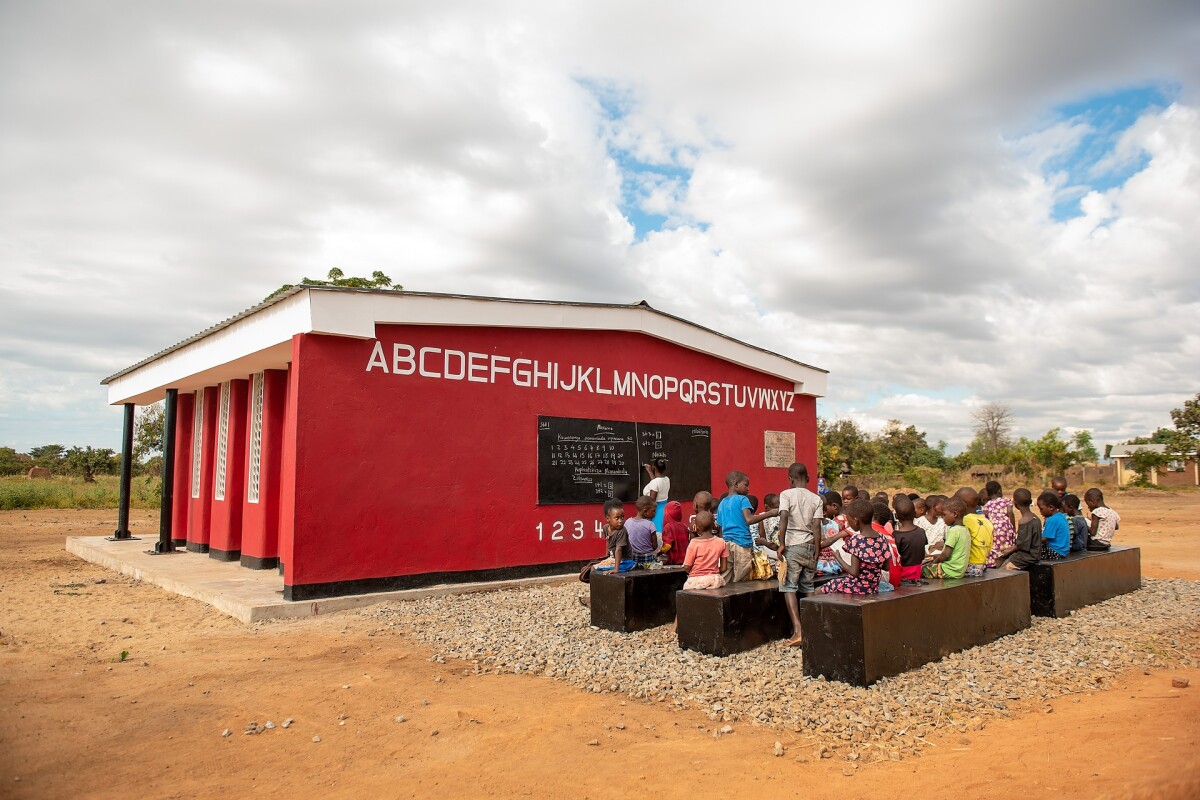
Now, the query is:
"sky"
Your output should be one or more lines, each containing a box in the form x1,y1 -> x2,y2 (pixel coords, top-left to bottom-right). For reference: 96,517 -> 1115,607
1,0 -> 1198,456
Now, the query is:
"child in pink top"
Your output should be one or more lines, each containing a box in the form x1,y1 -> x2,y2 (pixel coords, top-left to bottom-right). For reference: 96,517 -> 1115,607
682,510 -> 728,590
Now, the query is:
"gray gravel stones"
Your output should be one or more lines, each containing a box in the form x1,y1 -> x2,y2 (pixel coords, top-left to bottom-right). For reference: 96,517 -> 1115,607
369,578 -> 1200,762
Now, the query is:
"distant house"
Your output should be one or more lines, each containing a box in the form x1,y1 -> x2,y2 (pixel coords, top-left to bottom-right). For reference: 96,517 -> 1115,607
1108,444 -> 1199,487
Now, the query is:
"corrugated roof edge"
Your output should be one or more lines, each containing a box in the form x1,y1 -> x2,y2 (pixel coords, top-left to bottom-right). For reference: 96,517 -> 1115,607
100,286 -> 828,385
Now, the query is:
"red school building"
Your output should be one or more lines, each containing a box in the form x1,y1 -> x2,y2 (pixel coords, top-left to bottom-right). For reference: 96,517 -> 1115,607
102,288 -> 828,600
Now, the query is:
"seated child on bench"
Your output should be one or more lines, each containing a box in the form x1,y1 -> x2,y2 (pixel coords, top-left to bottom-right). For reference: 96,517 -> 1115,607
660,500 -> 690,566
916,494 -> 947,555
682,510 -> 727,590
820,499 -> 889,595
892,495 -> 928,586
625,495 -> 661,566
956,487 -> 994,577
871,502 -> 901,591
817,491 -> 849,575
595,499 -> 630,571
923,497 -> 970,579
1084,488 -> 1120,551
983,480 -> 1016,567
1038,491 -> 1070,561
997,488 -> 1041,570
754,492 -> 782,570
1062,493 -> 1089,552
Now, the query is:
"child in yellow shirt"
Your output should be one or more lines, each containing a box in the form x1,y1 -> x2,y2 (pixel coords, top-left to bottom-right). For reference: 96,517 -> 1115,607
956,487 -> 993,577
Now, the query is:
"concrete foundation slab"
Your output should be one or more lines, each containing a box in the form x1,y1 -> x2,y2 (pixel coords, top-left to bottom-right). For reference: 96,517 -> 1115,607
66,536 -> 575,624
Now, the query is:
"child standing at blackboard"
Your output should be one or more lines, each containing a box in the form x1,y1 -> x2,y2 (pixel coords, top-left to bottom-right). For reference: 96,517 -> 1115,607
642,458 -> 671,534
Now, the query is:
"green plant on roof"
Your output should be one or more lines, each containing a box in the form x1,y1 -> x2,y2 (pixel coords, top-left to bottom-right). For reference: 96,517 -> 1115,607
265,268 -> 400,302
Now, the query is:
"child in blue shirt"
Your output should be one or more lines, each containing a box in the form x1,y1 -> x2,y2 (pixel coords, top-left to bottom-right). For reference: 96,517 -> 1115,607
1037,491 -> 1070,560
715,470 -> 779,584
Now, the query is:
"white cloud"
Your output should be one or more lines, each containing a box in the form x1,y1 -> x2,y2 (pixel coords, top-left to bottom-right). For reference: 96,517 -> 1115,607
0,0 -> 1197,454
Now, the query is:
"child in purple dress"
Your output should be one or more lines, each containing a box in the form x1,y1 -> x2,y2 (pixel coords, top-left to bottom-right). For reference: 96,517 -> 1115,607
982,480 -> 1016,567
820,499 -> 889,596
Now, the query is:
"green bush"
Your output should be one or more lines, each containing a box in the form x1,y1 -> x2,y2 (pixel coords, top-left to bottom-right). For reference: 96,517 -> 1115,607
0,475 -> 161,510
903,466 -> 944,493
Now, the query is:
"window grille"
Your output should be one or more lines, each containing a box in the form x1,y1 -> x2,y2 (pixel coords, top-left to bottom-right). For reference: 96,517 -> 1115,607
247,372 -> 265,503
190,390 -> 204,499
214,382 -> 230,501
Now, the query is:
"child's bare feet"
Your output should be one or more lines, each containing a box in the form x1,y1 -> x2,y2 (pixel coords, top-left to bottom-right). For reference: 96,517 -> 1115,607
785,636 -> 803,647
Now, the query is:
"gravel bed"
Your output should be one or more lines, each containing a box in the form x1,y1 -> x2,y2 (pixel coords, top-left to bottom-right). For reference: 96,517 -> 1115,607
367,578 -> 1200,762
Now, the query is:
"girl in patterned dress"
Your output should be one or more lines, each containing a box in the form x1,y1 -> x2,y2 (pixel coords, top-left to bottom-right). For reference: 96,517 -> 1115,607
820,499 -> 889,595
817,491 -> 849,575
982,480 -> 1016,568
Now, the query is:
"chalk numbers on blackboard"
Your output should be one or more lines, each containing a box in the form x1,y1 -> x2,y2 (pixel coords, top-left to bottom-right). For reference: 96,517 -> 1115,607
536,519 -> 604,541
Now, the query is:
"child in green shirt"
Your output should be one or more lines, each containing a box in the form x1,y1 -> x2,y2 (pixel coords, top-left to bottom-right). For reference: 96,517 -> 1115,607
923,497 -> 970,579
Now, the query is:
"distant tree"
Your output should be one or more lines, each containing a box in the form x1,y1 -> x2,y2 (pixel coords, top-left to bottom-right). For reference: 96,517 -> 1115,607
1168,393 -> 1200,456
64,447 -> 118,483
1029,428 -> 1075,476
1071,430 -> 1100,463
265,268 -> 399,302
1125,428 -> 1176,446
817,418 -> 881,479
0,447 -> 28,476
28,444 -> 66,468
970,403 -> 1015,459
133,403 -> 165,462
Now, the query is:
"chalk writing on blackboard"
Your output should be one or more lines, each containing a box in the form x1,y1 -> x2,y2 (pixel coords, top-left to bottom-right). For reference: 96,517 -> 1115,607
537,416 -> 711,505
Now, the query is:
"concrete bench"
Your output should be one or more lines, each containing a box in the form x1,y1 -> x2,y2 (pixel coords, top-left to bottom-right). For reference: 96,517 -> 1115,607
590,566 -> 689,632
675,574 -> 834,657
799,570 -> 1031,686
1028,545 -> 1141,618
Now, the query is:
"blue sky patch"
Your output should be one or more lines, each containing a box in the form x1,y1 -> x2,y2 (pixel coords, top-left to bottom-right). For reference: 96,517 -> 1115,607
577,77 -> 699,239
1044,84 -> 1174,220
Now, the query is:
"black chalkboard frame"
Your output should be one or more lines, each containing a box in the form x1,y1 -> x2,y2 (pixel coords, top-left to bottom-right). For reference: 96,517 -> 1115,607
537,415 -> 712,506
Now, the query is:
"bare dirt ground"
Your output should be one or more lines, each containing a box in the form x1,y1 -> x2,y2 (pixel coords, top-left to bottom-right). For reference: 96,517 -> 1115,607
1,489 -> 1198,800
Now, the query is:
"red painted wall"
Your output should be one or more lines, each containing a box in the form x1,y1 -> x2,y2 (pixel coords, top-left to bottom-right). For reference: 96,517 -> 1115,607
208,379 -> 249,557
171,392 -> 194,545
240,368 -> 288,566
187,386 -> 219,550
282,325 -> 818,592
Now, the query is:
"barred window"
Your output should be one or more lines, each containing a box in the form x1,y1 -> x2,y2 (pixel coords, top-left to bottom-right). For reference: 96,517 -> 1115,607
214,382 -> 231,501
247,372 -> 265,503
190,389 -> 204,499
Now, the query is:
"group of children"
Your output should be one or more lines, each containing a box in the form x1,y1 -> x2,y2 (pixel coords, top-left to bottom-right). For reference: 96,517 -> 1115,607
594,470 -> 1122,612
810,479 -> 1121,588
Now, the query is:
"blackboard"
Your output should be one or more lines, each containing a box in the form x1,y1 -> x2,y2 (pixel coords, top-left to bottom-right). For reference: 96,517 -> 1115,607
537,416 -> 712,505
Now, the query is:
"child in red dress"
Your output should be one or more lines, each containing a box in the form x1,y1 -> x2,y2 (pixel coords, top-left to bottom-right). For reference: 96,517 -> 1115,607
660,500 -> 690,566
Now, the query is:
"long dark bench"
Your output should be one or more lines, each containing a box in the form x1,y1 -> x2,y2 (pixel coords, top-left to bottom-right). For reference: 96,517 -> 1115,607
590,566 -> 689,632
799,570 -> 1031,686
1028,545 -> 1141,618
675,574 -> 834,656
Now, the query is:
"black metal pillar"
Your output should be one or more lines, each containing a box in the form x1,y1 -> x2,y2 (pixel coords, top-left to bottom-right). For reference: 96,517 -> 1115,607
108,403 -> 137,540
152,389 -> 178,554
